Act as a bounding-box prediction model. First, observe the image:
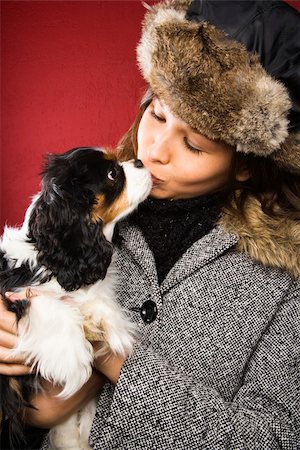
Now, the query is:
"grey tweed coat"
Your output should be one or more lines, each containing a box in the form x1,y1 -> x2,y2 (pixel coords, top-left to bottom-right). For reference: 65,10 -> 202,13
88,202 -> 300,450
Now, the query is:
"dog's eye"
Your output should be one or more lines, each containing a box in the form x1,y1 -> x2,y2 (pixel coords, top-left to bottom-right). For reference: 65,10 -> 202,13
107,168 -> 117,181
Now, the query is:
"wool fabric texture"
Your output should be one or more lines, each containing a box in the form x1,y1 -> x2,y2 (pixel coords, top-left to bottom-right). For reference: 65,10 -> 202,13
129,192 -> 222,283
40,215 -> 300,449
87,222 -> 299,449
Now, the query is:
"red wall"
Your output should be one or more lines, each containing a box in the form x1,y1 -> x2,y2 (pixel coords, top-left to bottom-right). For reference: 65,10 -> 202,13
1,0 -> 300,230
1,0 -> 149,229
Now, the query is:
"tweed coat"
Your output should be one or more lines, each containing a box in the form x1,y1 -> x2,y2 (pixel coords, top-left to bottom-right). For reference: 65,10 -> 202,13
86,207 -> 300,450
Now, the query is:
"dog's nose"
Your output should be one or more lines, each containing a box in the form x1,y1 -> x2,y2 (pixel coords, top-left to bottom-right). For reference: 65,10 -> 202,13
134,159 -> 144,168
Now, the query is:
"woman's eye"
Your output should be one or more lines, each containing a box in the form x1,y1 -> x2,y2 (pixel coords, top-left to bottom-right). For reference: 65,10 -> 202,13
107,168 -> 117,181
150,110 -> 165,122
183,137 -> 203,154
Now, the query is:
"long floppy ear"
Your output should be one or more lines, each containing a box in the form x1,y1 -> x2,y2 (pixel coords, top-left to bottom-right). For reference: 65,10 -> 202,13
28,193 -> 113,292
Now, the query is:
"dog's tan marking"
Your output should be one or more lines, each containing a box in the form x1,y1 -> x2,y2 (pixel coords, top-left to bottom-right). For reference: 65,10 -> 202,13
83,319 -> 104,341
9,377 -> 23,399
90,194 -> 106,223
102,151 -> 116,161
82,316 -> 111,355
9,377 -> 27,414
91,189 -> 130,224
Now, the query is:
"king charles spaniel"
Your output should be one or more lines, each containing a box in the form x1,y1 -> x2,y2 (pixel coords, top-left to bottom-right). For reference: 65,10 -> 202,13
0,147 -> 152,450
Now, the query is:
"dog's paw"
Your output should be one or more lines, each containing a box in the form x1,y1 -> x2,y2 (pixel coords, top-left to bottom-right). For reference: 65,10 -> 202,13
80,301 -> 137,357
103,317 -> 137,356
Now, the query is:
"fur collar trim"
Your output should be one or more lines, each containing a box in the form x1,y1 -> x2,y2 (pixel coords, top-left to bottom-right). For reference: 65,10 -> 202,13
220,196 -> 300,279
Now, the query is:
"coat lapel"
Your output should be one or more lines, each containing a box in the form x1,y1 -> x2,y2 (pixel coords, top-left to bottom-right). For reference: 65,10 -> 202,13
117,222 -> 238,292
160,225 -> 238,293
117,194 -> 300,292
115,221 -> 158,282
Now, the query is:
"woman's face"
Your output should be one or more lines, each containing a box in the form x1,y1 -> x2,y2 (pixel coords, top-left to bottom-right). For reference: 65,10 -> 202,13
137,97 -> 235,200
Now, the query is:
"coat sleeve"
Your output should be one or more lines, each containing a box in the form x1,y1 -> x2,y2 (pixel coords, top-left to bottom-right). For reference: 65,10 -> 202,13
90,282 -> 300,450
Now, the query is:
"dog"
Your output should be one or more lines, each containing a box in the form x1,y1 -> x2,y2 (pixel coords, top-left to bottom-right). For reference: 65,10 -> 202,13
0,147 -> 152,449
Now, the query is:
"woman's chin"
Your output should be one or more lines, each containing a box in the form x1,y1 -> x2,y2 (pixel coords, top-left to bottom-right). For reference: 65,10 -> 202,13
150,187 -> 176,200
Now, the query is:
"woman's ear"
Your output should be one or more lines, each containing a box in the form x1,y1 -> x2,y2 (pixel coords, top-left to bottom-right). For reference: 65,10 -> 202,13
234,154 -> 251,182
235,167 -> 251,182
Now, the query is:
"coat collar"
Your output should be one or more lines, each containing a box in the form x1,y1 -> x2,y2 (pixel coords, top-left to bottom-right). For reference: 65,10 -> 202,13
116,221 -> 238,291
160,225 -> 238,293
220,196 -> 300,279
117,193 -> 300,284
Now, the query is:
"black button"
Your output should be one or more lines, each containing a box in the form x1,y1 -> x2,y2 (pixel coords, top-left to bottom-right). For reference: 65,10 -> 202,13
140,300 -> 158,324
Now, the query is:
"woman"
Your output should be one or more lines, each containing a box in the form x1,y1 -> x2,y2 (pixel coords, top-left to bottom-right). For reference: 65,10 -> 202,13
1,0 -> 300,448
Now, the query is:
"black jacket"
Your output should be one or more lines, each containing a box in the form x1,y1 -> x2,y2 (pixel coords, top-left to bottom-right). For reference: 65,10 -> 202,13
187,0 -> 300,131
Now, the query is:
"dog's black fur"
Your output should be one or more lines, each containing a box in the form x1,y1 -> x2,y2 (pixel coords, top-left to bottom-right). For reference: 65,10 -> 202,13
27,147 -> 118,291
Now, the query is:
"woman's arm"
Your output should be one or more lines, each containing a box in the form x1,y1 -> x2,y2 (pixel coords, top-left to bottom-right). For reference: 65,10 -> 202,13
25,371 -> 106,428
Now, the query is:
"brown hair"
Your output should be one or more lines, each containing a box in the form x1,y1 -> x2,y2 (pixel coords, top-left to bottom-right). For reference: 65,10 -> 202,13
117,88 -> 300,220
229,153 -> 300,220
116,89 -> 153,162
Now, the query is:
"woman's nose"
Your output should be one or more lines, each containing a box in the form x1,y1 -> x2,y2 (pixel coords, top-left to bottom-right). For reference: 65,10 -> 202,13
148,135 -> 170,164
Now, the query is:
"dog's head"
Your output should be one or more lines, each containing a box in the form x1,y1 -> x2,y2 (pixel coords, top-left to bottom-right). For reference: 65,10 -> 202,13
28,147 -> 152,291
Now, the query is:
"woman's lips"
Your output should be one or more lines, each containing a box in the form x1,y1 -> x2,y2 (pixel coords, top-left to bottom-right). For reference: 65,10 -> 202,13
151,174 -> 163,186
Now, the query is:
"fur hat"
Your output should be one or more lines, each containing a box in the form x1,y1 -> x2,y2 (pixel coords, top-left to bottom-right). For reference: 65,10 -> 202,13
137,0 -> 300,172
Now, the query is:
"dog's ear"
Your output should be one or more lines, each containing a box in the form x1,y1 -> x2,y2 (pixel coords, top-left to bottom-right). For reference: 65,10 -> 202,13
28,192 -> 113,292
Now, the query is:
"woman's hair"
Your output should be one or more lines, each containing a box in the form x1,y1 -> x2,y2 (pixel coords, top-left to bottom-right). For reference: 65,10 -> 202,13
117,88 -> 153,162
117,88 -> 300,220
230,153 -> 300,220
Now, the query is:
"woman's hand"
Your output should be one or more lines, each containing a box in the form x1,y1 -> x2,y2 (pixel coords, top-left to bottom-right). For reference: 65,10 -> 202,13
0,295 -> 31,375
93,344 -> 127,385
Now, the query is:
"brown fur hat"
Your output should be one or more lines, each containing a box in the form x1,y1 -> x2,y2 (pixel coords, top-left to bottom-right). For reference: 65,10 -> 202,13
137,0 -> 300,172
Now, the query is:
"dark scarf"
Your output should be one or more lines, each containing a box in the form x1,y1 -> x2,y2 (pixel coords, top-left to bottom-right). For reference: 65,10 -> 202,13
128,192 -> 223,284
